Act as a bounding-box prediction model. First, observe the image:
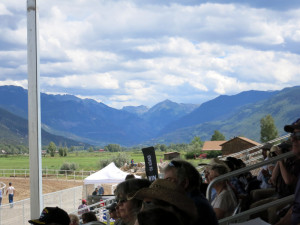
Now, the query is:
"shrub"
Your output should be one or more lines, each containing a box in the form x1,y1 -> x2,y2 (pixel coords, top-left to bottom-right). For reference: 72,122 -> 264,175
205,151 -> 222,158
185,150 -> 201,159
98,152 -> 130,169
59,162 -> 78,174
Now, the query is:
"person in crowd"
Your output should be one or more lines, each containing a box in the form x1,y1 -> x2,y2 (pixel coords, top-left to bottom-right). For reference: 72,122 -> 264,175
92,188 -> 98,196
28,207 -> 70,225
69,214 -> 80,225
270,141 -> 300,198
225,157 -> 247,196
82,211 -> 105,225
275,118 -> 300,225
257,143 -> 274,189
208,163 -> 238,219
249,143 -> 275,204
163,159 -> 218,225
125,174 -> 135,180
130,178 -> 197,225
114,178 -> 151,225
135,207 -> 183,225
78,199 -> 90,216
114,200 -> 125,225
98,185 -> 104,195
106,202 -> 119,221
6,182 -> 15,208
0,186 -> 2,206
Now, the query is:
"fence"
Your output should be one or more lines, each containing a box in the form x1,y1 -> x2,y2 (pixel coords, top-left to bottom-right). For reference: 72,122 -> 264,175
0,169 -> 94,180
0,185 -> 83,225
70,196 -> 116,224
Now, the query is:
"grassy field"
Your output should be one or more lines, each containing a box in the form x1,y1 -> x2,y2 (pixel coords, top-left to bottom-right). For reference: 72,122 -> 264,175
0,151 -> 207,171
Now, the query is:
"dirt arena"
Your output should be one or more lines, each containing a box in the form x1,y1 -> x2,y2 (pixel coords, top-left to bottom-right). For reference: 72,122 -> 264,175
0,177 -> 83,205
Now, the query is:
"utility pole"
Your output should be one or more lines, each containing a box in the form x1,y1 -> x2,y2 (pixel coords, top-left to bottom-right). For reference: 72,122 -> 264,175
27,0 -> 43,219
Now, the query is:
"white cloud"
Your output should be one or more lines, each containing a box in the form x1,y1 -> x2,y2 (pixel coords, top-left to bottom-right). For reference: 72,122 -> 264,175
0,3 -> 12,15
41,73 -> 119,89
0,79 -> 27,88
1,0 -> 300,108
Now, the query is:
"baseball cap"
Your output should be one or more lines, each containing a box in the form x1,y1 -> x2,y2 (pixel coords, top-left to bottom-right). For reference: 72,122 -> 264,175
106,202 -> 117,211
28,207 -> 70,225
284,118 -> 300,133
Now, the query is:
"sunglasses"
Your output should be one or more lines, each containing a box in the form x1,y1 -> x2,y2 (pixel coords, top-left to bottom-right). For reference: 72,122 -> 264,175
291,132 -> 300,141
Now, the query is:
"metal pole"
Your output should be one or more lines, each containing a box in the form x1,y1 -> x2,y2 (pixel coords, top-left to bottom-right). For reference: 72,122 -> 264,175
27,0 -> 43,219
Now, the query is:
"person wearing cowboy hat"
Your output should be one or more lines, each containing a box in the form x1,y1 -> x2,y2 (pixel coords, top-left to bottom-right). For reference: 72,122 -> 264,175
163,159 -> 218,225
129,179 -> 197,225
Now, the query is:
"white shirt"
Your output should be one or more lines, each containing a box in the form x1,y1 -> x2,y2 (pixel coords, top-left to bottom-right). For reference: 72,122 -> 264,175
211,188 -> 237,218
7,186 -> 15,195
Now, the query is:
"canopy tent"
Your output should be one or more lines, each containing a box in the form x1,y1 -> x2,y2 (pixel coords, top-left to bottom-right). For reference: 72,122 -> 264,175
84,162 -> 140,184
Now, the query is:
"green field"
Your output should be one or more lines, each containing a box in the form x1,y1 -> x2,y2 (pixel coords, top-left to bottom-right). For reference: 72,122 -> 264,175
0,151 -> 207,171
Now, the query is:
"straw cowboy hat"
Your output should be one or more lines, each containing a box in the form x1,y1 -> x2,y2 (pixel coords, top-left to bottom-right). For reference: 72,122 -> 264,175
129,179 -> 197,220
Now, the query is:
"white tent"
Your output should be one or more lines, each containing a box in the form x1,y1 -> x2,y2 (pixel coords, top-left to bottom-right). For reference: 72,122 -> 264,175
84,162 -> 140,184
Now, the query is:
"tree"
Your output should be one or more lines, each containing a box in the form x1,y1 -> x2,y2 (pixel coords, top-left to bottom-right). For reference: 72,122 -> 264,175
48,142 -> 57,157
211,130 -> 226,141
104,144 -> 121,152
260,114 -> 279,143
88,146 -> 94,152
160,144 -> 167,152
191,136 -> 203,149
58,147 -> 64,157
63,147 -> 68,156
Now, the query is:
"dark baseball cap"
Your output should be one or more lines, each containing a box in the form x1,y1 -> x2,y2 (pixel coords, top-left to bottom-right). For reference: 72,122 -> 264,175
284,118 -> 300,133
28,207 -> 70,225
106,202 -> 117,211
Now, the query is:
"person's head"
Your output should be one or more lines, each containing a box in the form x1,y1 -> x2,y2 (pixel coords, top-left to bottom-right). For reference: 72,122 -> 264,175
208,164 -> 229,186
115,179 -> 151,224
82,199 -> 87,205
261,143 -> 272,159
163,159 -> 201,192
28,207 -> 70,225
106,202 -> 118,220
125,174 -> 135,180
130,179 -> 197,225
9,182 -> 12,186
69,214 -> 79,225
284,118 -> 300,158
82,212 -> 98,224
135,207 -> 183,225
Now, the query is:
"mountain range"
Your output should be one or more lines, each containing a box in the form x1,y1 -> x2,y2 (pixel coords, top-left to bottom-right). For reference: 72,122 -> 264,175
0,85 -> 299,147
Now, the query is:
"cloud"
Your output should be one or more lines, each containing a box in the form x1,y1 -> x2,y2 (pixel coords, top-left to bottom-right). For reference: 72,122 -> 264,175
0,0 -> 300,108
41,73 -> 119,89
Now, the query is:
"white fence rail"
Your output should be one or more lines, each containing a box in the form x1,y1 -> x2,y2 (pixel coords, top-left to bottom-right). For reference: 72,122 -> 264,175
0,169 -> 94,180
0,185 -> 83,225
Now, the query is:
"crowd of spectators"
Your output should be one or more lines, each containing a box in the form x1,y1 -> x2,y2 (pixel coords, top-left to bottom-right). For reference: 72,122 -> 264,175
27,118 -> 300,225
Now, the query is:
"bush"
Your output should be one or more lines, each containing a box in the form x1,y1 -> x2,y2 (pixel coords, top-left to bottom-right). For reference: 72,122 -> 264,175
205,151 -> 222,159
59,162 -> 78,174
98,152 -> 130,169
185,150 -> 201,159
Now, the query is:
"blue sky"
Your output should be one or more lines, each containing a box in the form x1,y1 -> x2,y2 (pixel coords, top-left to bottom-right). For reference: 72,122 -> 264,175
1,0 -> 300,109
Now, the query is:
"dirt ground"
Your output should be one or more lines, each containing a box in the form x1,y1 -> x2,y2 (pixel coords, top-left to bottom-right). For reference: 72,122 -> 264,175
0,177 -> 83,205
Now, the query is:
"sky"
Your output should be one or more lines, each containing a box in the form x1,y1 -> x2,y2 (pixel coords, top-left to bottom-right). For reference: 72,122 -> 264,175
1,0 -> 300,109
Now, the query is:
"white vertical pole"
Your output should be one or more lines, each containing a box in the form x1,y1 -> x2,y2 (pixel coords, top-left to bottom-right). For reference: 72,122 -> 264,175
27,0 -> 43,219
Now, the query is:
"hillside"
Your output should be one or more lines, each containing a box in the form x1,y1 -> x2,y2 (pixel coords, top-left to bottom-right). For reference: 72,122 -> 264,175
0,85 -> 299,146
0,107 -> 89,147
152,86 -> 300,144
160,90 -> 278,135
